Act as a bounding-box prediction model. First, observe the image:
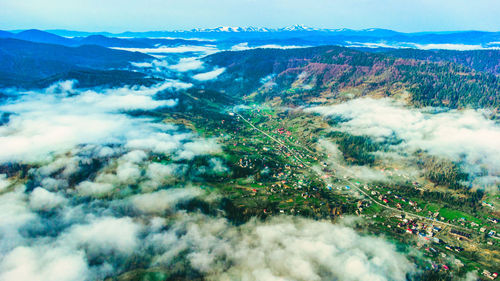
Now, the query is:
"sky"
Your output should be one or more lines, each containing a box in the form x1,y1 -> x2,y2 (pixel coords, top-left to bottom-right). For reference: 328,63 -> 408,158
1,0 -> 499,32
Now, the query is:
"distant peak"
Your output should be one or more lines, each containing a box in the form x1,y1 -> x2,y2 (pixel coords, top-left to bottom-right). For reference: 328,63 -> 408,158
188,26 -> 272,32
180,25 -> 394,33
281,24 -> 318,31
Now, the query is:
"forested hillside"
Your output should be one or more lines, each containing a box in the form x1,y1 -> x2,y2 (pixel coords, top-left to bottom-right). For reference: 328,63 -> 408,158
371,48 -> 500,75
0,38 -> 154,87
205,46 -> 500,109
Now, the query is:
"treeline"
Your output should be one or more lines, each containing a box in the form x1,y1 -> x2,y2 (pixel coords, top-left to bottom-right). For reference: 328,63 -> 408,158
314,49 -> 500,109
383,48 -> 500,75
417,155 -> 468,189
205,46 -> 500,110
326,131 -> 380,165
377,181 -> 485,211
396,62 -> 500,109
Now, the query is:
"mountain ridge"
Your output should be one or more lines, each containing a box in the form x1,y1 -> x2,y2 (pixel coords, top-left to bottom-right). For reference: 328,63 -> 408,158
203,46 -> 500,109
0,38 -> 155,88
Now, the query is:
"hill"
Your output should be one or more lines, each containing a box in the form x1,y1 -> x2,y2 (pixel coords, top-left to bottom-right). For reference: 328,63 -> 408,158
359,48 -> 500,75
0,38 -> 154,88
203,46 -> 500,109
10,29 -> 75,45
74,35 -> 151,48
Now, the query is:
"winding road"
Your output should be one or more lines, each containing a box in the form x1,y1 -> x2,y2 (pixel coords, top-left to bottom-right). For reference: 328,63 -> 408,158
234,110 -> 470,232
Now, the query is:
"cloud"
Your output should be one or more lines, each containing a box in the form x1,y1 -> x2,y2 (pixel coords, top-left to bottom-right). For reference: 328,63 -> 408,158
29,187 -> 67,211
168,57 -> 204,72
316,139 -> 415,183
0,246 -> 88,281
0,77 -> 420,281
411,43 -> 499,51
63,216 -> 141,256
149,215 -> 415,281
0,188 -> 36,252
0,174 -> 10,192
231,42 -> 307,51
347,41 -> 500,51
0,188 -> 35,229
176,138 -> 222,159
0,80 -> 189,163
131,188 -> 203,214
121,149 -> 148,163
76,181 -> 115,196
346,41 -> 398,49
143,162 -> 182,189
131,59 -> 170,68
307,98 -> 500,189
192,68 -> 226,81
112,45 -> 219,55
0,167 -> 416,281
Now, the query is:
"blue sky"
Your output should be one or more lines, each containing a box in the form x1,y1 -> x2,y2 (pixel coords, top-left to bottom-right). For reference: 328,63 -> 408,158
1,0 -> 499,32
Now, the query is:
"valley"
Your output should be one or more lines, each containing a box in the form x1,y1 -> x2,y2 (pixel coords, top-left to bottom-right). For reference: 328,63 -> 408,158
0,28 -> 499,281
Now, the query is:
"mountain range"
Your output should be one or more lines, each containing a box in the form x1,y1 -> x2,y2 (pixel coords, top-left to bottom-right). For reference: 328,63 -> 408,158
1,28 -> 500,95
203,46 -> 500,110
0,38 -> 155,88
4,27 -> 500,46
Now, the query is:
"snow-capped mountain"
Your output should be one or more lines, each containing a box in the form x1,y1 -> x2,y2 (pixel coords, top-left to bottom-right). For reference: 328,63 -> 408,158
189,26 -> 273,32
181,25 -> 398,34
186,25 -> 323,32
280,24 -> 320,31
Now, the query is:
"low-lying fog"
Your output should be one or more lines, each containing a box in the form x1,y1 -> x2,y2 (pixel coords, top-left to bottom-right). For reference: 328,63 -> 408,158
307,98 -> 500,192
2,43 -> 497,280
0,76 -> 416,280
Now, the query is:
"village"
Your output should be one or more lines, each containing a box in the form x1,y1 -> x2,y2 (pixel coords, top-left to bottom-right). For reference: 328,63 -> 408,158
166,92 -> 500,280
212,105 -> 500,279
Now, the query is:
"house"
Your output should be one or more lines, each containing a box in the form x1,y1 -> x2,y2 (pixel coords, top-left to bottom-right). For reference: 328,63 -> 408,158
450,229 -> 472,240
482,201 -> 494,208
483,270 -> 498,280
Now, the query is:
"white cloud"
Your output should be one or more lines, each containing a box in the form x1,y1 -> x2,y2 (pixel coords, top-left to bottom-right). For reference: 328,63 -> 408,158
0,67 -> 423,281
0,188 -> 37,255
0,174 -> 10,192
177,138 -> 222,160
0,81 -> 189,163
145,162 -> 180,185
168,57 -> 204,72
411,43 -> 499,51
121,150 -> 148,163
192,68 -> 226,81
64,216 -> 141,256
29,187 -> 67,211
0,188 -> 35,234
307,98 -> 500,189
76,181 -> 115,196
346,41 -> 500,51
125,131 -> 221,159
0,246 -> 88,281
150,215 -> 415,281
131,59 -> 170,68
131,188 -> 203,214
231,42 -> 307,51
346,41 -> 398,49
112,45 -> 219,55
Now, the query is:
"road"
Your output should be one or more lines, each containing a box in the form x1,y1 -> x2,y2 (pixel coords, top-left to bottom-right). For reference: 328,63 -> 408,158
234,110 -> 469,232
